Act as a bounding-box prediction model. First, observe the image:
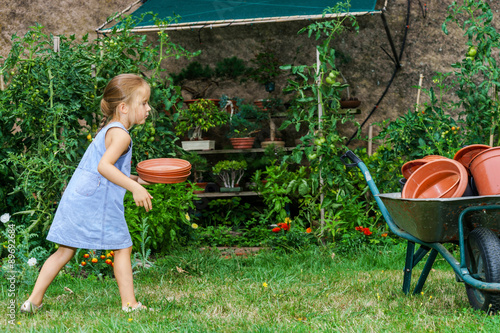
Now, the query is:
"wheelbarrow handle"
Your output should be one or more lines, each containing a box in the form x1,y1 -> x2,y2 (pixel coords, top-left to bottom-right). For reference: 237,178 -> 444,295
341,150 -> 362,167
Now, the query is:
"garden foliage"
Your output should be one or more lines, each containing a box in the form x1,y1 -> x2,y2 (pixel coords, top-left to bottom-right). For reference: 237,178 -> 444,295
0,13 -> 198,266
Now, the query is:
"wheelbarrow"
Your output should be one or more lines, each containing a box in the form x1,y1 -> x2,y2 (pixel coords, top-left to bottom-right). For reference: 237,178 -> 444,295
341,150 -> 500,313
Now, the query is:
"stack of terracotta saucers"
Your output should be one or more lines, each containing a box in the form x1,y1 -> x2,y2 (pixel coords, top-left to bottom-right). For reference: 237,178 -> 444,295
136,158 -> 191,184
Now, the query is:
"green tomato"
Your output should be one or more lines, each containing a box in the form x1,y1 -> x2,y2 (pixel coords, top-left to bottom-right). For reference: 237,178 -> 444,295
466,56 -> 474,61
328,71 -> 338,79
141,136 -> 148,143
148,136 -> 155,142
325,77 -> 334,85
308,154 -> 317,160
468,46 -> 477,57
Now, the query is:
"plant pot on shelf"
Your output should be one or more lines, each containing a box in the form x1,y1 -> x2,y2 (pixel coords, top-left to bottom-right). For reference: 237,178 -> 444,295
193,182 -> 208,194
261,138 -> 285,149
230,137 -> 256,149
181,140 -> 215,151
220,187 -> 241,193
340,99 -> 361,109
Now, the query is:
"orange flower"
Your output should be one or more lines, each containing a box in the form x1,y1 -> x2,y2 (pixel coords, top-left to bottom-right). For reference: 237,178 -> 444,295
91,258 -> 98,263
381,233 -> 388,237
363,228 -> 372,236
272,227 -> 281,233
100,255 -> 106,260
83,253 -> 90,258
355,226 -> 363,231
306,227 -> 312,233
81,261 -> 87,266
105,259 -> 112,265
110,251 -> 114,257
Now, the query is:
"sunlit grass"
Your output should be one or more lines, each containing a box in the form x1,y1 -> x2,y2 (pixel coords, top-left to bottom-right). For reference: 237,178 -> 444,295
3,245 -> 500,332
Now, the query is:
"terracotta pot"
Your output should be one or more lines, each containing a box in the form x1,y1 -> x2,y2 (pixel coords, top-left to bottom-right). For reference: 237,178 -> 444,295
402,159 -> 468,199
230,137 -> 256,149
469,147 -> 500,195
453,144 -> 491,172
193,182 -> 208,194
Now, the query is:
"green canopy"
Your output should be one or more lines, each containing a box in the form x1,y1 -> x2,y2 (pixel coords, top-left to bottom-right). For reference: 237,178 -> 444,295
98,0 -> 380,32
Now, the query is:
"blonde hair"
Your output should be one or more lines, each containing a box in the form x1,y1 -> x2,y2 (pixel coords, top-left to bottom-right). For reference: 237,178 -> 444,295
98,73 -> 150,130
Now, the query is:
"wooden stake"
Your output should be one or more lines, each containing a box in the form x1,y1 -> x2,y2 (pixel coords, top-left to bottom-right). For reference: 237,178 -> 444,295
416,74 -> 424,112
0,73 -> 4,91
368,125 -> 373,156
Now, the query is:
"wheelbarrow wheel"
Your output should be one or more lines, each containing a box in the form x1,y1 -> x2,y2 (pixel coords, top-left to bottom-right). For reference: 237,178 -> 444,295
465,227 -> 500,313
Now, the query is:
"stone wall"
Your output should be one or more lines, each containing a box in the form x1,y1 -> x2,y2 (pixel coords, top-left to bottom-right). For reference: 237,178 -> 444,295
2,0 -> 499,148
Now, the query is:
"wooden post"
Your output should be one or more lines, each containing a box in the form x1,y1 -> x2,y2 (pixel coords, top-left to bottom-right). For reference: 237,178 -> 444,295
368,125 -> 373,156
316,48 -> 325,232
0,73 -> 4,91
53,36 -> 60,52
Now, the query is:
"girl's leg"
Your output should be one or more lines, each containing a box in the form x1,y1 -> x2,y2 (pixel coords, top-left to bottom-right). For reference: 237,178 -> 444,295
113,246 -> 142,309
28,245 -> 76,306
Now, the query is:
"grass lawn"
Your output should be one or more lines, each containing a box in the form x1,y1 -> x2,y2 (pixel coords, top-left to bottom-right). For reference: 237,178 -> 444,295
3,244 -> 500,332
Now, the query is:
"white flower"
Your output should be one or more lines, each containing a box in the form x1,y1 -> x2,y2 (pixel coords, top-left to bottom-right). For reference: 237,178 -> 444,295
27,258 -> 37,267
1,213 -> 11,224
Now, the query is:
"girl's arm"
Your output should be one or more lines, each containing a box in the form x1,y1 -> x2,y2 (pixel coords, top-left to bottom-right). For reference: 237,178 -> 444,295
97,128 -> 153,212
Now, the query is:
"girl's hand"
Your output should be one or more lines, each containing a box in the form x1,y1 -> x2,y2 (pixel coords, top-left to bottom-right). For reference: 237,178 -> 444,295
132,185 -> 153,212
137,177 -> 151,185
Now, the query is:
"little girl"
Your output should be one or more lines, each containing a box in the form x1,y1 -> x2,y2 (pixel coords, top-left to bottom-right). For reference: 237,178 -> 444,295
21,73 -> 153,313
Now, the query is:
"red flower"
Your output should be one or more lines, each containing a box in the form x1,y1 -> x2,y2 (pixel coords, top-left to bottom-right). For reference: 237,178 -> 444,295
100,255 -> 106,260
281,223 -> 290,231
272,227 -> 281,233
81,261 -> 87,266
306,227 -> 312,233
355,226 -> 363,231
363,228 -> 372,236
105,259 -> 112,265
83,253 -> 90,258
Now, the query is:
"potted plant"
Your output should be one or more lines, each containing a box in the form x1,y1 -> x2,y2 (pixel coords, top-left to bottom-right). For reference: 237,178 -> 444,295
228,103 -> 266,149
258,98 -> 285,148
250,49 -> 281,93
212,160 -> 247,192
175,98 -> 228,150
183,152 -> 209,193
338,71 -> 361,109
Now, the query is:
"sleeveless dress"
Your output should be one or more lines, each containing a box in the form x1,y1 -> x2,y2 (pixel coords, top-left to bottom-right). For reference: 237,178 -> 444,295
47,122 -> 133,250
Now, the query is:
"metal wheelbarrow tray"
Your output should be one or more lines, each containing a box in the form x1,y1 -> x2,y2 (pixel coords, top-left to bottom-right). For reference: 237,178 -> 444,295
342,150 -> 500,314
378,192 -> 500,243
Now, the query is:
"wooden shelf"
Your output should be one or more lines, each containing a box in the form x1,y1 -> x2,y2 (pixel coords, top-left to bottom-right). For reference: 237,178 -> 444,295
195,147 -> 296,155
195,191 -> 260,198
